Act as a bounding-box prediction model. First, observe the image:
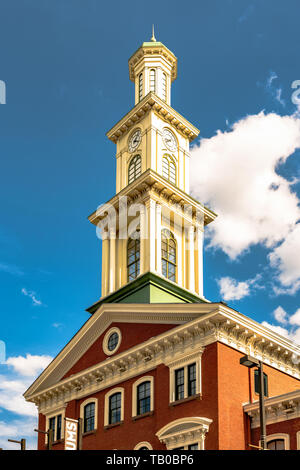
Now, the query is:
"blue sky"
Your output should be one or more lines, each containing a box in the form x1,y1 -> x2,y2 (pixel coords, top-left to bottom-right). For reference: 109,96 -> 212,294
0,0 -> 300,449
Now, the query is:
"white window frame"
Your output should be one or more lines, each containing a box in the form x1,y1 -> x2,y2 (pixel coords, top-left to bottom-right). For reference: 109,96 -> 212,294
45,407 -> 65,444
104,387 -> 124,426
80,398 -> 98,434
263,433 -> 290,450
134,441 -> 153,450
103,327 -> 122,356
132,375 -> 154,418
167,351 -> 203,404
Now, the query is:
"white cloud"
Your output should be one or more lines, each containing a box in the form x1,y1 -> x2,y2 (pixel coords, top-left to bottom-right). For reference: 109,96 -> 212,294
217,274 -> 262,301
269,223 -> 300,294
6,353 -> 52,377
273,306 -> 288,324
190,111 -> 300,293
289,308 -> 300,326
0,263 -> 24,276
218,277 -> 250,301
261,321 -> 290,338
21,288 -> 42,306
0,353 -> 53,449
261,307 -> 300,347
0,417 -> 37,450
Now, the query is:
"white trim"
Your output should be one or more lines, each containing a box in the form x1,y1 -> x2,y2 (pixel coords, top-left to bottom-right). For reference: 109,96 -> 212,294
104,387 -> 124,426
132,375 -> 154,417
134,441 -> 153,450
264,433 -> 290,450
24,303 -> 300,408
156,417 -> 212,450
45,408 -> 65,444
80,397 -> 98,433
168,351 -> 203,403
102,327 -> 122,356
297,431 -> 300,450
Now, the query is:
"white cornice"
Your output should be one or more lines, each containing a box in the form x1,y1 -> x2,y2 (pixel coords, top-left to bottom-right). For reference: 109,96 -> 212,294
24,303 -> 300,414
244,390 -> 300,428
87,168 -> 217,227
106,92 -> 200,143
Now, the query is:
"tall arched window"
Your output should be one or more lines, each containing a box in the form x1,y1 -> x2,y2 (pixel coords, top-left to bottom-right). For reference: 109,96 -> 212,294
139,73 -> 143,101
149,69 -> 156,93
109,392 -> 122,424
128,155 -> 141,184
161,229 -> 176,282
127,238 -> 140,281
83,402 -> 95,433
162,154 -> 176,185
162,73 -> 167,101
137,381 -> 151,415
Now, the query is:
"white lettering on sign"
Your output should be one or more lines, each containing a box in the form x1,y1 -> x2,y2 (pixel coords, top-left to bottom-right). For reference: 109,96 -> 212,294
64,418 -> 78,450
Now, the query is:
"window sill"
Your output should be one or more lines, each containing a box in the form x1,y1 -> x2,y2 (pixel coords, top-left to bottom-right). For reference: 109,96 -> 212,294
132,411 -> 154,421
82,430 -> 97,437
104,420 -> 124,430
169,393 -> 201,407
52,439 -> 64,446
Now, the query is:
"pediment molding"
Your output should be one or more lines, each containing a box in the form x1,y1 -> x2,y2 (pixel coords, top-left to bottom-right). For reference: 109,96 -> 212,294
24,303 -> 300,415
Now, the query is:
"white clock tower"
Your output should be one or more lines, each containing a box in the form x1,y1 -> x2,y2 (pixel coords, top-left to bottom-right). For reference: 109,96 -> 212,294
87,33 -> 216,312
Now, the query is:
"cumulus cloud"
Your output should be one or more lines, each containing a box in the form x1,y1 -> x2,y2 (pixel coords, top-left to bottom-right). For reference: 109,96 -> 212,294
0,353 -> 53,448
217,275 -> 262,301
6,353 -> 52,377
190,111 -> 300,293
273,306 -> 288,324
21,288 -> 42,306
269,223 -> 300,294
261,321 -> 290,338
261,306 -> 300,347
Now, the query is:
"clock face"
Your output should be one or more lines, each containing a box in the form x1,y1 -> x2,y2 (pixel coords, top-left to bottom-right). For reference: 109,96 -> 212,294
128,129 -> 141,153
163,129 -> 177,152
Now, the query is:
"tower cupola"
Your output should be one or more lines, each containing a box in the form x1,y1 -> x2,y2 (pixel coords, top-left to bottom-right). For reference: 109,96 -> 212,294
128,29 -> 177,106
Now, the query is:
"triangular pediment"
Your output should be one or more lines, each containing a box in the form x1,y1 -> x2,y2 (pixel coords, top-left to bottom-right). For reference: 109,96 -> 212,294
24,303 -> 210,399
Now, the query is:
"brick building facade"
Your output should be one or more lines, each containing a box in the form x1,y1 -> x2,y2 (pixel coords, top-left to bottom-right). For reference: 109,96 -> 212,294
24,34 -> 300,450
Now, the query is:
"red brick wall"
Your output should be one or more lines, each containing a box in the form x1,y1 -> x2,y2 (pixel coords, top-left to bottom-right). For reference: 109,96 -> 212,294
62,322 -> 178,380
37,340 -> 300,450
251,417 -> 300,450
216,342 -> 300,450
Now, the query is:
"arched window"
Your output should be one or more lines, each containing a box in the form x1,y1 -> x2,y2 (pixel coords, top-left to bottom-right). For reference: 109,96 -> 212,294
162,73 -> 167,101
149,69 -> 156,93
139,73 -> 143,101
127,238 -> 140,281
267,439 -> 285,450
161,229 -> 176,282
83,402 -> 95,433
137,381 -> 151,415
128,155 -> 142,184
162,154 -> 176,185
109,392 -> 122,425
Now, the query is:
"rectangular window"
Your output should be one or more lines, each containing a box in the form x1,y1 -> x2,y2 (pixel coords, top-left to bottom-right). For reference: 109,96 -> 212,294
188,443 -> 199,450
254,370 -> 268,397
175,367 -> 185,401
188,363 -> 196,397
48,414 -> 62,442
56,414 -> 62,441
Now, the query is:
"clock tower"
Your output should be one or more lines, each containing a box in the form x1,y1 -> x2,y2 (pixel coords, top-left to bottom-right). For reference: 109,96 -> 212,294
87,33 -> 217,311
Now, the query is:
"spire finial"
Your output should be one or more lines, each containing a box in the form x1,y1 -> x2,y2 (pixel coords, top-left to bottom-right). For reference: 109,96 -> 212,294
150,24 -> 156,42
